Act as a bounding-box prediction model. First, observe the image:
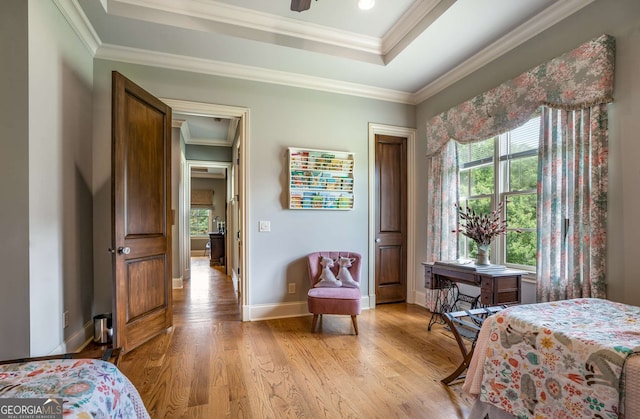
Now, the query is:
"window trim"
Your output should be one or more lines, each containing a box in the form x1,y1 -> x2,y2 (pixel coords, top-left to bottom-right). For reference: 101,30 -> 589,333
457,116 -> 539,273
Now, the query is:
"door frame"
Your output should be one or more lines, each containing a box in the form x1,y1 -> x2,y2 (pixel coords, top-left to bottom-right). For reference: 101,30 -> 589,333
163,98 -> 250,321
184,159 -> 232,264
367,123 -> 416,306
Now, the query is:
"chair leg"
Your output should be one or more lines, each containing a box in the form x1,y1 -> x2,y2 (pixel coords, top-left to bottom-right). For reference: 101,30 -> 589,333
311,314 -> 318,332
351,315 -> 358,335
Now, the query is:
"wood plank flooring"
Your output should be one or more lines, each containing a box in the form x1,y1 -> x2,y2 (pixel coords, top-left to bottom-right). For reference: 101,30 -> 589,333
117,257 -> 474,418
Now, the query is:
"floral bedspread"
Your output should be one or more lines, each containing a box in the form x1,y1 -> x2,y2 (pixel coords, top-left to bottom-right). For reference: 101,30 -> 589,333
0,359 -> 150,418
479,298 -> 640,418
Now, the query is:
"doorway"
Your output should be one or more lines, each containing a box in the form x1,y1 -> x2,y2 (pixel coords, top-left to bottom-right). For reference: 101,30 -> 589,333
367,123 -> 416,307
163,98 -> 249,321
186,161 -> 232,273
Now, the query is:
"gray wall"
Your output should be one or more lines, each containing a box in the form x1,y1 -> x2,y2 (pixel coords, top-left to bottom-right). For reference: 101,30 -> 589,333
415,0 -> 640,306
28,0 -> 94,355
91,61 -> 415,314
185,145 -> 232,162
0,0 -> 94,359
171,127 -> 181,279
0,0 -> 30,359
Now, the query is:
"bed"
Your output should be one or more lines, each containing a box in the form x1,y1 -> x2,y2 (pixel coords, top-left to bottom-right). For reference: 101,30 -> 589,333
463,298 -> 640,419
0,358 -> 150,418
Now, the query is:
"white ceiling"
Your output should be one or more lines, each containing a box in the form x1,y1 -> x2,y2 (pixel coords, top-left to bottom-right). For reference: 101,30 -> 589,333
173,112 -> 238,147
62,0 -> 595,104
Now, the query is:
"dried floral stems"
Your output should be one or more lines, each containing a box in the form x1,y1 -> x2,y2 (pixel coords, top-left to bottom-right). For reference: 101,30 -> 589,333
453,201 -> 509,246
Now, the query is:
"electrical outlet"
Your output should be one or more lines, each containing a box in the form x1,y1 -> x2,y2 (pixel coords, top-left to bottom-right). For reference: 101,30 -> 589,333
63,311 -> 69,328
288,283 -> 295,294
259,220 -> 271,232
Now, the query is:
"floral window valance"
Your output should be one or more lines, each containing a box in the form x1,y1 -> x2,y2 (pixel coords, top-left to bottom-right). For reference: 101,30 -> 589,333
426,34 -> 615,156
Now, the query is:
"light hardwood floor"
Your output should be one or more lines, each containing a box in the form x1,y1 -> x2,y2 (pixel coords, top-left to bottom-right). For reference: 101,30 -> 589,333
117,257 -> 474,418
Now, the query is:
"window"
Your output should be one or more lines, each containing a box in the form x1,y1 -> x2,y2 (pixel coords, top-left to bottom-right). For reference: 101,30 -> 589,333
189,208 -> 212,236
457,114 -> 540,269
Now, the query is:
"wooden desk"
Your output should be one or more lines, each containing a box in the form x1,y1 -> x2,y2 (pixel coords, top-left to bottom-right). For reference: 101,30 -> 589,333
422,262 -> 524,330
423,262 -> 523,306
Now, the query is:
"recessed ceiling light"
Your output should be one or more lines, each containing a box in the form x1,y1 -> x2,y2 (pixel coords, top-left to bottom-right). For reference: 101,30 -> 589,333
358,0 -> 375,11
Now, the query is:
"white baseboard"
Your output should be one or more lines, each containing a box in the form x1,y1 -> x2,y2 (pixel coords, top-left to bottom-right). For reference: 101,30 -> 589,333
48,342 -> 67,355
249,301 -> 310,321
231,270 -> 238,294
173,277 -> 183,289
64,320 -> 94,353
413,290 -> 427,309
248,296 -> 372,321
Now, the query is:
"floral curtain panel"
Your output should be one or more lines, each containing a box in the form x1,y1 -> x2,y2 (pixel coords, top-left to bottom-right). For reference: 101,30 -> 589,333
425,34 -> 614,302
536,105 -> 608,301
425,141 -> 458,311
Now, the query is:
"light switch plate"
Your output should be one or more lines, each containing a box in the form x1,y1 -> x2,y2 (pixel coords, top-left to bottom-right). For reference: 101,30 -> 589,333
259,220 -> 271,232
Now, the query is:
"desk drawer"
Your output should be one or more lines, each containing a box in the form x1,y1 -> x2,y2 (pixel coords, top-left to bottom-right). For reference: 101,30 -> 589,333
432,268 -> 478,285
499,276 -> 518,290
424,268 -> 437,289
481,277 -> 493,291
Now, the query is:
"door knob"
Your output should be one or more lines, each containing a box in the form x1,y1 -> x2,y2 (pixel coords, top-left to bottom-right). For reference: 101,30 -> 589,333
118,247 -> 131,255
108,248 -> 115,254
375,238 -> 381,243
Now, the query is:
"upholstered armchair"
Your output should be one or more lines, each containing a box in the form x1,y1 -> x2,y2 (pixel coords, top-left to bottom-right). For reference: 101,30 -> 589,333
307,251 -> 362,335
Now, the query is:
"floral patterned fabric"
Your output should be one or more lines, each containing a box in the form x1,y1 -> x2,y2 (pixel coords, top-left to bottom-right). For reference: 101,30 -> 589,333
425,35 -> 614,302
425,140 -> 458,310
426,34 -> 615,157
0,359 -> 150,419
536,105 -> 609,301
478,299 -> 640,418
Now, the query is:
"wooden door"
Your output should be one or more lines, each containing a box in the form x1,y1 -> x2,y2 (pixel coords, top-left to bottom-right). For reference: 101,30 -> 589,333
374,135 -> 407,304
112,71 -> 172,352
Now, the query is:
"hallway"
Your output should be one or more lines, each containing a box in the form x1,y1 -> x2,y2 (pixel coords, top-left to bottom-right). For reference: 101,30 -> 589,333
172,256 -> 241,326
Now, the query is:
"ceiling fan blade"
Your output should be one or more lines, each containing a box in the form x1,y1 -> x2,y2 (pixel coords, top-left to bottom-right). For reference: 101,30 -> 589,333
291,0 -> 312,12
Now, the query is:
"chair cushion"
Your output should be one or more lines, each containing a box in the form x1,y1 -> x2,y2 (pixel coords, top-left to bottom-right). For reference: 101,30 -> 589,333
308,287 -> 361,299
308,287 -> 361,315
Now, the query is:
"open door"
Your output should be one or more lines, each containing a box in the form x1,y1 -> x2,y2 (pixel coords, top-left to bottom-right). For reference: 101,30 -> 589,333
111,71 -> 172,352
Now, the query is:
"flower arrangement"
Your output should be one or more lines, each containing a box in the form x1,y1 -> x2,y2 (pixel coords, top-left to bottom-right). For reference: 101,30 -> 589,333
453,201 -> 508,246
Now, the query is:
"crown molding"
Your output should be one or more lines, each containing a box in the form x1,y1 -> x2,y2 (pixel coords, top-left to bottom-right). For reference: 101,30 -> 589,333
413,0 -> 596,104
105,0 -> 453,64
107,0 -> 381,55
188,137 -> 232,147
179,120 -> 191,145
96,44 -> 415,104
381,0 -> 449,56
52,0 -> 101,55
52,0 -> 595,106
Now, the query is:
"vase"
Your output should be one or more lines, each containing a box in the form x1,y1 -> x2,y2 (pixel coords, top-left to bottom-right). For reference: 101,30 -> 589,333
476,243 -> 490,266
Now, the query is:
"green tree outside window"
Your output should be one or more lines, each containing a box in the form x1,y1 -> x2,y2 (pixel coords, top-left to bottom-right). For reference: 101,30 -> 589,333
457,114 -> 539,269
190,209 -> 211,236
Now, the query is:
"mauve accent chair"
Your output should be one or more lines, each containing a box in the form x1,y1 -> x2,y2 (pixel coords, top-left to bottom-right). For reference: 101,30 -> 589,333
307,251 -> 362,335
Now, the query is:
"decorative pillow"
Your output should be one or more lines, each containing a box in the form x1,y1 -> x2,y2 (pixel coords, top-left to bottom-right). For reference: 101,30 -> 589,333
314,256 -> 342,287
336,256 -> 359,288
